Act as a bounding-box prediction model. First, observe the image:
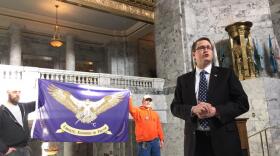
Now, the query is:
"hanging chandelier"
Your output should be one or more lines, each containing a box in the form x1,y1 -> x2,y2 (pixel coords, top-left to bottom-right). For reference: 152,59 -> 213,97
50,4 -> 63,47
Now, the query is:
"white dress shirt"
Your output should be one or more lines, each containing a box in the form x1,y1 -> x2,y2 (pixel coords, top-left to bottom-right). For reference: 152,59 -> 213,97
194,64 -> 212,131
195,64 -> 212,99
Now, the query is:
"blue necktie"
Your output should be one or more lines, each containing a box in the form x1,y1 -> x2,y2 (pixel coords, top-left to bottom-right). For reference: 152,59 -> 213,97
198,70 -> 209,129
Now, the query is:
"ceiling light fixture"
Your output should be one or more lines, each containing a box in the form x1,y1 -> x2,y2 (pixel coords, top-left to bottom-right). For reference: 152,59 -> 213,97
50,4 -> 63,47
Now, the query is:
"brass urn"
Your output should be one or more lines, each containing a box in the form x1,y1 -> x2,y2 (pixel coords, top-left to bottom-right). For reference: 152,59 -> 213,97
225,21 -> 256,80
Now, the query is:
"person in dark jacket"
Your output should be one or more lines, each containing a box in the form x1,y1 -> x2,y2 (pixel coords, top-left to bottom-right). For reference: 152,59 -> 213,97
0,84 -> 35,156
170,37 -> 249,156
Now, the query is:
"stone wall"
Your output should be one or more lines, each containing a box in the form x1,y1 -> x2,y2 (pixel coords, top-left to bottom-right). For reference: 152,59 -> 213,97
105,38 -> 156,77
106,39 -> 137,76
74,42 -> 106,73
155,0 -> 278,85
106,39 -> 127,75
126,40 -> 139,76
184,0 -> 278,75
155,0 -> 193,87
241,78 -> 280,156
138,39 -> 156,78
0,32 -> 9,64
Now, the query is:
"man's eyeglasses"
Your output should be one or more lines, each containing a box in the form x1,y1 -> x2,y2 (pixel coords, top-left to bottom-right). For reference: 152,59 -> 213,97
196,45 -> 212,51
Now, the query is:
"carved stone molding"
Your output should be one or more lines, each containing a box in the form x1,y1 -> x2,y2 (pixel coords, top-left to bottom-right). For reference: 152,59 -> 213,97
59,0 -> 154,23
114,0 -> 154,11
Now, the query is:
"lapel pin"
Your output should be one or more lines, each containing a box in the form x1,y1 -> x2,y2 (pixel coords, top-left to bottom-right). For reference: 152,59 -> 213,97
214,74 -> 218,77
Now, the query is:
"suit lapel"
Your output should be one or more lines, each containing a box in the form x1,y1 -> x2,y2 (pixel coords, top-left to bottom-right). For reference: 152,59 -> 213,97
187,70 -> 197,105
207,67 -> 219,101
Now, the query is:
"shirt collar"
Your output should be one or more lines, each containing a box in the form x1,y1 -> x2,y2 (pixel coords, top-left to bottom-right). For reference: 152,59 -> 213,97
195,64 -> 212,75
4,102 -> 19,108
140,105 -> 152,110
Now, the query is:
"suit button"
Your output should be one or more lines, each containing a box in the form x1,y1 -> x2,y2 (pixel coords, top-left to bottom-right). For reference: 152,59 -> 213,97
193,131 -> 196,135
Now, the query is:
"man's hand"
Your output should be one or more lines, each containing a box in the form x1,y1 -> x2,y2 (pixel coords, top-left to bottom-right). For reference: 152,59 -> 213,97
5,147 -> 16,155
207,106 -> 217,118
192,102 -> 211,118
160,140 -> 164,148
192,102 -> 216,119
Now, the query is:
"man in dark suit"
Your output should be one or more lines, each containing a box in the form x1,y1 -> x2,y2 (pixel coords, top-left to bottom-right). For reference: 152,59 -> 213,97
170,37 -> 249,156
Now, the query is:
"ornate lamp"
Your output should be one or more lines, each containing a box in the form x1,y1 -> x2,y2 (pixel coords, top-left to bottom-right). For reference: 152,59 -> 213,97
50,5 -> 63,47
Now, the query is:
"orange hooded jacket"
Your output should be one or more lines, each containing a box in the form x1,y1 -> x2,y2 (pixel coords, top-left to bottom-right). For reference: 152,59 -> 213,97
129,97 -> 164,143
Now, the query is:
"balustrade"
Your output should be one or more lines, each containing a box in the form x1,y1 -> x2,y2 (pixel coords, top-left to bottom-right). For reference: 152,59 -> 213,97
0,64 -> 164,90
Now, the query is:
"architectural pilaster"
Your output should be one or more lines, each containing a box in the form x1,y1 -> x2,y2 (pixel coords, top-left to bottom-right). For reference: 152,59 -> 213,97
9,24 -> 22,66
64,36 -> 75,156
106,38 -> 125,75
65,35 -> 75,70
63,142 -> 73,156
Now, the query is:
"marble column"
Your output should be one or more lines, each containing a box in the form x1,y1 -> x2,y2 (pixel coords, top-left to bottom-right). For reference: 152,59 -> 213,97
63,35 -> 75,156
106,37 -> 138,76
106,38 -> 126,75
65,35 -> 75,70
0,34 -> 9,65
125,40 -> 138,76
64,142 -> 73,156
9,24 -> 22,66
154,1 -> 196,156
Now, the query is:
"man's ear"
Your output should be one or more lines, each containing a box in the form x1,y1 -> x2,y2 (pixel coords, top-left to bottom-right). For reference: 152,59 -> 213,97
192,52 -> 196,61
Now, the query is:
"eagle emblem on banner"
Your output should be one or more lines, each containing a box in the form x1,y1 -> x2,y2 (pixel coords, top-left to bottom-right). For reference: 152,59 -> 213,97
48,84 -> 124,124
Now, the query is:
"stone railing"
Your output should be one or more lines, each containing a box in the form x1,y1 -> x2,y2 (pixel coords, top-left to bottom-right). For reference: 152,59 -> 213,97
0,64 -> 164,90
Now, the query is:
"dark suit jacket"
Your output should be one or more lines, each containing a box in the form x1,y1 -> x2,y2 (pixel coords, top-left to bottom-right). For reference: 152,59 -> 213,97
171,66 -> 249,156
0,102 -> 35,154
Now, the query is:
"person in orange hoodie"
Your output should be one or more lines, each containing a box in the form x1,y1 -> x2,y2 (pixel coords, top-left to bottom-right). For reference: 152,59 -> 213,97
129,95 -> 164,156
